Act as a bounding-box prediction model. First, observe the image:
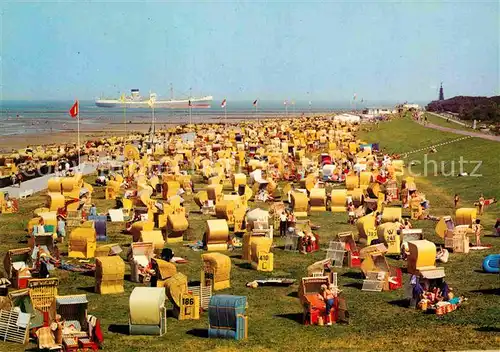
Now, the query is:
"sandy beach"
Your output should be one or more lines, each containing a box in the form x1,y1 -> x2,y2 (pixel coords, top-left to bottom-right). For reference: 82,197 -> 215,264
0,112 -> 314,151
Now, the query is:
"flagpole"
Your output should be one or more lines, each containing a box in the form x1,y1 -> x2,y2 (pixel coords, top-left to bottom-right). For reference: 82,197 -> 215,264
189,87 -> 192,125
150,99 -> 155,145
255,101 -> 258,124
77,107 -> 81,171
123,105 -> 127,135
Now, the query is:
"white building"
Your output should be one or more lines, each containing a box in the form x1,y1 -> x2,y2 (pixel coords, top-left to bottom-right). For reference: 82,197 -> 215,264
403,103 -> 421,110
364,107 -> 397,116
333,113 -> 361,123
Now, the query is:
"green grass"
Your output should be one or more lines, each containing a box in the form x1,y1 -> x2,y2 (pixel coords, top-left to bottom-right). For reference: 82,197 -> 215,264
1,117 -> 500,352
359,115 -> 500,226
358,116 -> 459,154
424,112 -> 473,132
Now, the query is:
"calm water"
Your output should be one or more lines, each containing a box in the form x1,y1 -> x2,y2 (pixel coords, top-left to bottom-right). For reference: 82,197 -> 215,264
0,99 -> 413,135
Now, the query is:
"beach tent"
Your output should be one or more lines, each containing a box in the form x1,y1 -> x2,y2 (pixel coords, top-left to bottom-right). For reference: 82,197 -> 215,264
334,114 -> 361,123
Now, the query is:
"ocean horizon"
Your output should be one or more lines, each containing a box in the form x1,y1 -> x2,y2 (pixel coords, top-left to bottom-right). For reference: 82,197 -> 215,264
0,99 -> 427,136
0,99 -> 426,116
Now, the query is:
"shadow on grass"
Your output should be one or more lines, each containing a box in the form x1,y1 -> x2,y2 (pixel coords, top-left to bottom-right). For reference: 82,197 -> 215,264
274,313 -> 303,324
343,282 -> 363,290
81,270 -> 96,278
473,269 -> 495,274
235,262 -> 253,270
388,299 -> 409,308
108,324 -> 129,335
341,271 -> 363,279
287,291 -> 298,298
78,286 -> 96,293
230,254 -> 243,259
167,309 -> 180,318
186,328 -> 208,338
471,288 -> 500,295
475,326 -> 500,333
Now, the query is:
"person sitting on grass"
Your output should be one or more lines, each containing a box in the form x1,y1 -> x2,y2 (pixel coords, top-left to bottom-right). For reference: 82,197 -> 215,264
436,246 -> 449,263
405,219 -> 413,229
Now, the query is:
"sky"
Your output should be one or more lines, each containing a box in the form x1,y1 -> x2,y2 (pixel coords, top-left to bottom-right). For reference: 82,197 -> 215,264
0,0 -> 498,103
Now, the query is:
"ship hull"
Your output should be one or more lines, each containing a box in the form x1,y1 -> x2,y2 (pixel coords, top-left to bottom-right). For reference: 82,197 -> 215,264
95,96 -> 213,109
95,100 -> 119,108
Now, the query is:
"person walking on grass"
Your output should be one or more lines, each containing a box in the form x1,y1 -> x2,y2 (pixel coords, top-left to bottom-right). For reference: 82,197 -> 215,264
279,210 -> 288,237
454,194 -> 460,208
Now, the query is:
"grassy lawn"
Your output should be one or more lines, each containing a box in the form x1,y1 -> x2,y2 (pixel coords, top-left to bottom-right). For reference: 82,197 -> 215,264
359,115 -> 500,226
358,116 -> 459,155
1,116 -> 499,352
424,112 -> 473,132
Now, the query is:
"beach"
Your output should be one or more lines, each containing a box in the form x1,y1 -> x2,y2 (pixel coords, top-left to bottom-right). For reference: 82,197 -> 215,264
0,111 -> 321,151
0,99 -> 367,151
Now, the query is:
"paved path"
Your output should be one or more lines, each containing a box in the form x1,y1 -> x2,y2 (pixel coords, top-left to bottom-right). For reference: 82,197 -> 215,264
0,163 -> 97,198
419,121 -> 500,142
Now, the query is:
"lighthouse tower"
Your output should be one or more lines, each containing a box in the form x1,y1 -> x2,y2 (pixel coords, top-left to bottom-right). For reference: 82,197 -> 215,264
439,82 -> 444,101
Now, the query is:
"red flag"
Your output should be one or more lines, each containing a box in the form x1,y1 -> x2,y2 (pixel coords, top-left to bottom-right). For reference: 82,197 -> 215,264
253,99 -> 258,106
69,100 -> 79,118
221,99 -> 227,108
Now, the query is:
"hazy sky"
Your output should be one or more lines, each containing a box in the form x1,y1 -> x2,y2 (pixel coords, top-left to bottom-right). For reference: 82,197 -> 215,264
1,1 -> 498,102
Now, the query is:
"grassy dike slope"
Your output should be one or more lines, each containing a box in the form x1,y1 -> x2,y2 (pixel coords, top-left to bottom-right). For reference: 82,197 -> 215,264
359,115 -> 500,226
0,117 -> 498,352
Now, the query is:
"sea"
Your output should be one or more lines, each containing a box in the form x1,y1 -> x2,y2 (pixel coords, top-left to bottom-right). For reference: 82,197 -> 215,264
0,99 -> 414,136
